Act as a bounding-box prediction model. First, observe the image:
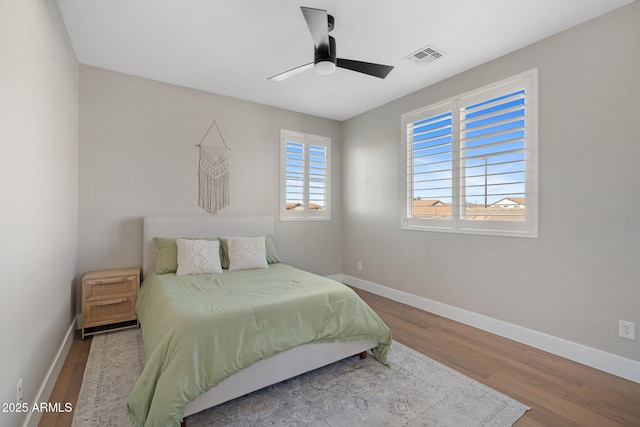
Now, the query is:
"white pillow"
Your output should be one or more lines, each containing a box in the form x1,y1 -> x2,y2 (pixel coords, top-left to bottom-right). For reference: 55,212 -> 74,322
176,239 -> 223,276
226,236 -> 269,271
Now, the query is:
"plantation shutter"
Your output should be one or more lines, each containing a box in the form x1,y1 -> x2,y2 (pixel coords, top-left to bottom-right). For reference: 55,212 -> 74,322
281,130 -> 331,220
460,87 -> 527,218
284,141 -> 305,209
404,104 -> 454,227
401,70 -> 537,237
458,77 -> 534,234
308,144 -> 328,211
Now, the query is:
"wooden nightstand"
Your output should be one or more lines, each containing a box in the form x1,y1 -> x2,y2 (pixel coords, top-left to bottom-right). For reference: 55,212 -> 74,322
81,267 -> 140,339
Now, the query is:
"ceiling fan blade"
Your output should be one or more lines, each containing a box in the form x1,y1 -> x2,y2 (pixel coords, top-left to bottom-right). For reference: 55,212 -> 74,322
301,7 -> 329,49
337,58 -> 394,79
267,62 -> 314,81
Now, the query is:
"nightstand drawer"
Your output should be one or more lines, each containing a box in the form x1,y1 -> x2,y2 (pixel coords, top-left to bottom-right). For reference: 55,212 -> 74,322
84,296 -> 136,326
84,275 -> 137,301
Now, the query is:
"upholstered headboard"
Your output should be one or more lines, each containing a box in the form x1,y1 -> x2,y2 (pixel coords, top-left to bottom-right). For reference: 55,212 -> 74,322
142,215 -> 274,278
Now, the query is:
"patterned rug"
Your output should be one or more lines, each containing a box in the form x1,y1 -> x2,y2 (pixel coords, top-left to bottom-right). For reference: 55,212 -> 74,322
73,329 -> 529,426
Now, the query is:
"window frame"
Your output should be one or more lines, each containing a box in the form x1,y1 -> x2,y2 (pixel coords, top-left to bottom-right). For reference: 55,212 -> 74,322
280,129 -> 331,221
401,69 -> 538,238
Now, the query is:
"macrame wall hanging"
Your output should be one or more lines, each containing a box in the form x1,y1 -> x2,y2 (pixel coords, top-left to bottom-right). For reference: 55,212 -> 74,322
195,120 -> 230,214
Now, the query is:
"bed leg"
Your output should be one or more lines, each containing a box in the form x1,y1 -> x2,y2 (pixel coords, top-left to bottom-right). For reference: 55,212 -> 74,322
360,351 -> 367,360
180,419 -> 186,427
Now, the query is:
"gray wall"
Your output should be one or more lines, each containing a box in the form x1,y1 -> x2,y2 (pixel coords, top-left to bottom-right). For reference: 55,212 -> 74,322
341,2 -> 640,362
0,1 -> 78,426
78,66 -> 343,287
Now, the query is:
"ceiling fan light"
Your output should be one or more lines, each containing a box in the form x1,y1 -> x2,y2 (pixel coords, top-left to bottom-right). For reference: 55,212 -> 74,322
315,60 -> 336,75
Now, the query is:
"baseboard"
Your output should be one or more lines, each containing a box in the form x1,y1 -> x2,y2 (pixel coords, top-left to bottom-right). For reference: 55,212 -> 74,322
338,274 -> 640,384
23,315 -> 79,427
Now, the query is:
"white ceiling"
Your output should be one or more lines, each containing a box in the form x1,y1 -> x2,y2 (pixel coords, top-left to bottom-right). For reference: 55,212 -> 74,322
56,0 -> 633,121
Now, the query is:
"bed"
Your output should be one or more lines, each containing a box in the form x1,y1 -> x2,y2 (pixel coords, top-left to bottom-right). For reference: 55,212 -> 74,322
126,215 -> 392,427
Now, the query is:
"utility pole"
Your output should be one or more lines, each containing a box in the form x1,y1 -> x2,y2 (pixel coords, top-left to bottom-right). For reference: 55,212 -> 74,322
482,157 -> 488,208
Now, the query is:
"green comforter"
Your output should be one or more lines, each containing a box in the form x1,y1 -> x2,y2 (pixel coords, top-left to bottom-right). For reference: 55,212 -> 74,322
126,263 -> 391,427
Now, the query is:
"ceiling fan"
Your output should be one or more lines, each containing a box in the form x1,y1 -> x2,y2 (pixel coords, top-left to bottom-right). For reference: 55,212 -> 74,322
268,6 -> 394,81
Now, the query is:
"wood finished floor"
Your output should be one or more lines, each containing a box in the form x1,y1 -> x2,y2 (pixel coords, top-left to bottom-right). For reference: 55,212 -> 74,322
40,288 -> 640,427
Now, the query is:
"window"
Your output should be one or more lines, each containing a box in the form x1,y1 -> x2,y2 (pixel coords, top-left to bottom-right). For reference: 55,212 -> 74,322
280,129 -> 331,220
402,69 -> 538,237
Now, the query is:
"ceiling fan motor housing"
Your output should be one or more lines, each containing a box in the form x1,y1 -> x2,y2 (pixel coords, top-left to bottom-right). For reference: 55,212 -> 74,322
315,35 -> 337,65
314,36 -> 337,74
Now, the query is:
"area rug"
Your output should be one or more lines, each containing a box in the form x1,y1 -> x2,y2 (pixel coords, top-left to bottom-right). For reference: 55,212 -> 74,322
73,329 -> 529,426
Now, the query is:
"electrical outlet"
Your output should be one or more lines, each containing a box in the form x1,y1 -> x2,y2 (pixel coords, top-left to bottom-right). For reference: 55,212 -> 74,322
17,378 -> 23,403
357,261 -> 363,271
619,320 -> 635,340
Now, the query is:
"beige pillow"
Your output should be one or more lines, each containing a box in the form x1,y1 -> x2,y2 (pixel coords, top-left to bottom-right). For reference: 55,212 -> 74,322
226,236 -> 269,271
176,239 -> 223,275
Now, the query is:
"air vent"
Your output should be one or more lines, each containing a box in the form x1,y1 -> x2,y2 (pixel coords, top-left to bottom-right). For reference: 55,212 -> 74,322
404,45 -> 445,65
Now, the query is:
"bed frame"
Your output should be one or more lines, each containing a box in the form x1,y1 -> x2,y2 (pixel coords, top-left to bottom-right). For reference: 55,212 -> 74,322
142,215 -> 378,424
